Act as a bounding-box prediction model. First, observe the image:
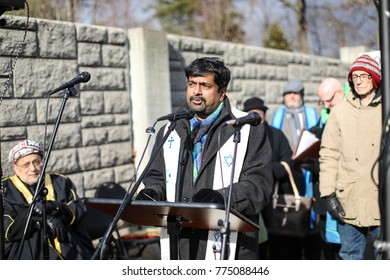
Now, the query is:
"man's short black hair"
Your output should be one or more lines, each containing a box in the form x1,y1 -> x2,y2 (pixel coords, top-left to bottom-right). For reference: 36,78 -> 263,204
185,57 -> 231,92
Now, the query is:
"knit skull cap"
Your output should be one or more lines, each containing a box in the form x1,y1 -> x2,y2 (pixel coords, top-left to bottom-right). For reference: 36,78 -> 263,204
243,97 -> 268,112
348,54 -> 381,89
283,79 -> 304,96
8,139 -> 44,163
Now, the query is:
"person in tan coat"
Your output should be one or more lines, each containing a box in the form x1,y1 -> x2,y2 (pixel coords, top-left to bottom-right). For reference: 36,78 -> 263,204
319,54 -> 382,260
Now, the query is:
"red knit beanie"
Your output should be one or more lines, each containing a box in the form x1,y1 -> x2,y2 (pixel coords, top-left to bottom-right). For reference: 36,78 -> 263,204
348,54 -> 381,89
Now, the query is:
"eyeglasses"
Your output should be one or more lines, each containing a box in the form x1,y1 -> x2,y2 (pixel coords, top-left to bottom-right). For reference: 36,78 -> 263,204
351,74 -> 372,82
317,90 -> 338,106
14,159 -> 43,170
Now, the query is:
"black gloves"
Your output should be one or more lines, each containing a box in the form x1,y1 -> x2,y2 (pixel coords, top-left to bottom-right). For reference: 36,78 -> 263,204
33,200 -> 73,225
325,192 -> 345,224
192,189 -> 224,204
33,201 -> 60,217
33,199 -> 72,242
136,188 -> 162,201
47,216 -> 69,243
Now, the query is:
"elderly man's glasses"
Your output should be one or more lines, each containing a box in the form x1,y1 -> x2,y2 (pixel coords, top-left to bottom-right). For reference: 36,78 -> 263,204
318,90 -> 338,106
351,74 -> 372,82
14,159 -> 43,169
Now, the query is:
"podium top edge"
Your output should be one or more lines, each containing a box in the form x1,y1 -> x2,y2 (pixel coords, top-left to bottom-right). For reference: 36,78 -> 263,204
83,197 -> 225,210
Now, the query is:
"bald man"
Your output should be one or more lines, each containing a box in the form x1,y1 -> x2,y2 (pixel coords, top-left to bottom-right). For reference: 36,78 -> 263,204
316,78 -> 346,131
308,77 -> 347,260
318,78 -> 345,109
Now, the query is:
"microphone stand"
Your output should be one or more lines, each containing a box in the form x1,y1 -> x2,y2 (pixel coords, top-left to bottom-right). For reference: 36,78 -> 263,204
17,86 -> 77,260
91,120 -> 178,260
219,126 -> 241,260
376,0 -> 390,260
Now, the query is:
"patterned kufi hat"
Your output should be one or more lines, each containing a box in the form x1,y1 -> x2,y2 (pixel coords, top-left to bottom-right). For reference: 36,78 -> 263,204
8,139 -> 44,163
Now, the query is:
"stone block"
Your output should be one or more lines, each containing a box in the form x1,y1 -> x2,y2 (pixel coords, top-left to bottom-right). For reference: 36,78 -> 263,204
107,28 -> 127,45
0,99 -> 36,126
82,127 -> 109,146
80,91 -> 104,115
107,125 -> 131,142
102,45 -> 127,67
80,68 -> 126,90
38,19 -> 77,58
2,15 -> 37,30
104,91 -> 129,114
76,24 -> 108,43
0,57 -> 12,74
14,58 -> 78,97
100,142 -> 132,167
0,126 -> 26,141
115,164 -> 135,185
81,115 -> 115,128
180,37 -> 203,52
114,114 -> 130,125
78,42 -> 102,66
48,148 -> 79,173
36,98 -> 81,124
0,29 -> 37,56
83,169 -> 115,189
78,146 -> 101,170
26,123 -> 82,149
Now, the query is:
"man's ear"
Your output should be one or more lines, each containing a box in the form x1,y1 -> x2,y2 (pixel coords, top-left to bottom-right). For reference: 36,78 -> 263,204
219,88 -> 227,101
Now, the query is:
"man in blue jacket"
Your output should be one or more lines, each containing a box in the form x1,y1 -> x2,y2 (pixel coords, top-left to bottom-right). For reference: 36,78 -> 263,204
272,80 -> 318,150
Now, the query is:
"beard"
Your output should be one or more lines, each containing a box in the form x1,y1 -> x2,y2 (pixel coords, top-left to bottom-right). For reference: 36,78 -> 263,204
285,99 -> 303,109
189,96 -> 207,113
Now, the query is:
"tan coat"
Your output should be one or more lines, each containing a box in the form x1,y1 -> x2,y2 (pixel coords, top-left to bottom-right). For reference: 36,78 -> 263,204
319,92 -> 381,227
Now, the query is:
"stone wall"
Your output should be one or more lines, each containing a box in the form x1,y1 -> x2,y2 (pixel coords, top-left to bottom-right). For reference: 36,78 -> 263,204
0,15 -> 350,197
167,34 -> 350,117
0,16 -> 133,197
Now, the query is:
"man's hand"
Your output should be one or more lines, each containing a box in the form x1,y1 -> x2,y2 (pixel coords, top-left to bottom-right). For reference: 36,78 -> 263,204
46,216 -> 69,243
193,189 -> 224,204
325,192 -> 345,224
33,201 -> 61,217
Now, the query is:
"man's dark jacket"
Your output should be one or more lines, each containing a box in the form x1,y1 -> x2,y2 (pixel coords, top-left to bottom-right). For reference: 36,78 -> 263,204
142,98 -> 273,259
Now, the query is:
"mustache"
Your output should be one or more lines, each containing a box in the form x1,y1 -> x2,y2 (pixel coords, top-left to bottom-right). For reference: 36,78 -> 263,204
190,96 -> 206,102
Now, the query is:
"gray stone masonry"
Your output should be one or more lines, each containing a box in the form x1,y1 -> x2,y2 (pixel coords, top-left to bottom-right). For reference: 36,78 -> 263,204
1,16 -> 132,197
1,15 -> 350,197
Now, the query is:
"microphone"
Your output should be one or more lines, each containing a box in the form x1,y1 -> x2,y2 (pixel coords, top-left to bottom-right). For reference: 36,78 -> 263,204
157,109 -> 195,122
49,72 -> 91,95
225,112 -> 262,127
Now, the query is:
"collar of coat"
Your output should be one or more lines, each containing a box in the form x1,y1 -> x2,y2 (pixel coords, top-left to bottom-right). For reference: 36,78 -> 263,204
348,88 -> 382,109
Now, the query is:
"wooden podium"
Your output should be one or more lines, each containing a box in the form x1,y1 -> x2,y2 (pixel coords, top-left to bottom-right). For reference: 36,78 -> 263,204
84,198 -> 259,259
